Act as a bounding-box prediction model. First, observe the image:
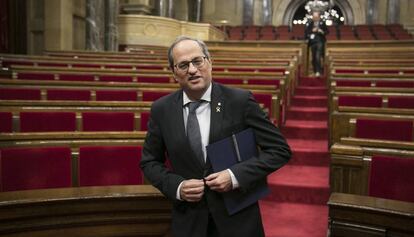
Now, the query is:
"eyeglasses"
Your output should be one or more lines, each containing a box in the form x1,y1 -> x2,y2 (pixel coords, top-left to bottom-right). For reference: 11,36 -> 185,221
174,56 -> 207,73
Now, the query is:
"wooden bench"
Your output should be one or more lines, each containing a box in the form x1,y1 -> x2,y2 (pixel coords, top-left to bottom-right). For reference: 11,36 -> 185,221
0,185 -> 172,237
328,192 -> 414,237
0,80 -> 282,125
0,132 -> 146,188
0,101 -> 152,132
331,139 -> 414,194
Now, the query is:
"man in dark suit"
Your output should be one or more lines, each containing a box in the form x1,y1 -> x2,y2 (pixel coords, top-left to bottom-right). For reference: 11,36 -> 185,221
305,11 -> 328,77
140,36 -> 291,237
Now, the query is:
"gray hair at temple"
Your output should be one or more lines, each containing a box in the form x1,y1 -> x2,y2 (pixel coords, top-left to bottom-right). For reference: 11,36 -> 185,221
167,36 -> 211,71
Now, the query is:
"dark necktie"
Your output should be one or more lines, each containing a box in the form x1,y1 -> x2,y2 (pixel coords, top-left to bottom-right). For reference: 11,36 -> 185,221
187,101 -> 205,164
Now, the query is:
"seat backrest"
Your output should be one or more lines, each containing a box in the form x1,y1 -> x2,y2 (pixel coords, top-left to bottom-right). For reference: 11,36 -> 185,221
388,96 -> 414,109
142,91 -> 170,102
369,155 -> 414,202
0,147 -> 72,191
47,89 -> 91,101
0,88 -> 41,100
355,118 -> 413,142
0,112 -> 12,133
95,90 -> 138,101
338,96 -> 382,107
78,146 -> 143,186
82,112 -> 135,131
20,112 -> 77,132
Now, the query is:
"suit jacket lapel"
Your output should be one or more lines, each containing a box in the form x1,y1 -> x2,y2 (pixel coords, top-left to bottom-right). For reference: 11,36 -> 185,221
209,82 -> 224,144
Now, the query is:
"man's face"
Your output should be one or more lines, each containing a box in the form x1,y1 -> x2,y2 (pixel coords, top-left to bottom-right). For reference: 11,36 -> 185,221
171,40 -> 212,94
312,12 -> 321,21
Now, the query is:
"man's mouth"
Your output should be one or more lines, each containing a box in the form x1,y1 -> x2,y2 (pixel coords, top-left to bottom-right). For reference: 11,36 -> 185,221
188,76 -> 201,81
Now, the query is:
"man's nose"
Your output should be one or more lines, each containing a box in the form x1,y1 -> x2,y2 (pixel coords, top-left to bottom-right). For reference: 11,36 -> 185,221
188,62 -> 198,74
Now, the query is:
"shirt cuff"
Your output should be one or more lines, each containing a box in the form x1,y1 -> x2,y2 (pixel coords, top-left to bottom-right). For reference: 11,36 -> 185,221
227,169 -> 240,189
176,181 -> 184,200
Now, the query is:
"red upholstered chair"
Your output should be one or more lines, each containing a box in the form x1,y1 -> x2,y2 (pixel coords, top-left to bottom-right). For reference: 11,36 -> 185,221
142,91 -> 170,101
248,79 -> 280,86
47,89 -> 91,101
78,146 -> 143,186
140,112 -> 150,131
37,62 -> 69,67
0,112 -> 12,133
335,69 -> 364,74
335,80 -> 371,87
137,76 -> 170,83
0,88 -> 41,100
213,78 -> 244,85
338,96 -> 382,107
100,75 -> 134,82
17,72 -> 54,80
72,63 -> 100,68
376,81 -> 414,88
20,112 -> 77,132
369,156 -> 414,202
355,118 -> 413,142
60,74 -> 95,81
104,64 -> 134,69
82,112 -> 135,131
95,90 -> 138,101
388,96 -> 414,109
0,146 -> 72,191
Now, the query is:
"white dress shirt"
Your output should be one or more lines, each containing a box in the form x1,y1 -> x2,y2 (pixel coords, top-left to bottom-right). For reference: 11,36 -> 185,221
176,83 -> 239,200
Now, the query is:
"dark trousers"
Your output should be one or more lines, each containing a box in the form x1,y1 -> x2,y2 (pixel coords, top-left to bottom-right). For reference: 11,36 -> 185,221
310,41 -> 324,74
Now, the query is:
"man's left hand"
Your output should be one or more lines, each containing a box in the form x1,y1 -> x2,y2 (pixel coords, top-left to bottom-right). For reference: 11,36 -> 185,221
205,170 -> 232,192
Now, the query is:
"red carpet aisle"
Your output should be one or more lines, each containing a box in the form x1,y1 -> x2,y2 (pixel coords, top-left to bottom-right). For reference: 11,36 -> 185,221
260,76 -> 330,237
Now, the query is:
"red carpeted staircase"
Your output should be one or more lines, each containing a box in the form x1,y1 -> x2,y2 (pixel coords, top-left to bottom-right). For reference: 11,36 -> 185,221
260,76 -> 330,237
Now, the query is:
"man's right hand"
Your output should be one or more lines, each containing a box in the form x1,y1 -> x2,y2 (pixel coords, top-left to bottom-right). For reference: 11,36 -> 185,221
179,179 -> 205,202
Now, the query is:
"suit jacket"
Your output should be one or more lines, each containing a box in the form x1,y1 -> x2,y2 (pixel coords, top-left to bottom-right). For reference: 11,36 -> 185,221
305,19 -> 328,45
140,82 -> 291,237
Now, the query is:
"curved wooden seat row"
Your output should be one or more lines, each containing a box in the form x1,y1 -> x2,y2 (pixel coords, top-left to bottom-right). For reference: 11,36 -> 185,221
0,56 -> 293,69
0,80 -> 282,125
329,112 -> 414,145
9,65 -> 289,77
328,193 -> 414,237
0,131 -> 146,148
330,138 -> 414,195
0,185 -> 172,237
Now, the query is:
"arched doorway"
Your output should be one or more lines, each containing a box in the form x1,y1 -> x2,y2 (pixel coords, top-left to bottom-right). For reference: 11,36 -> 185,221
282,0 -> 354,26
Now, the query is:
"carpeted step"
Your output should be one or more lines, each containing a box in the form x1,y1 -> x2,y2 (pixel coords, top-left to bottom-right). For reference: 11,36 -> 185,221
286,106 -> 328,121
260,201 -> 328,237
287,139 -> 329,166
295,86 -> 327,96
281,120 -> 328,139
298,76 -> 327,87
291,95 -> 328,107
265,165 -> 330,205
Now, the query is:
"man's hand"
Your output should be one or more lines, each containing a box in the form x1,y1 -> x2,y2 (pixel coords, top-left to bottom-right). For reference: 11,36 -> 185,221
205,170 -> 232,192
180,179 -> 205,202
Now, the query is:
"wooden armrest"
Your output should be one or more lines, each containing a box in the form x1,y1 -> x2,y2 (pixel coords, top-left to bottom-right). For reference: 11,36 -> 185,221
340,137 -> 414,150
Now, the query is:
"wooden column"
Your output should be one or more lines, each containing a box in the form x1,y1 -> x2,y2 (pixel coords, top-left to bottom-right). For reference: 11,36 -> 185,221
44,0 -> 72,51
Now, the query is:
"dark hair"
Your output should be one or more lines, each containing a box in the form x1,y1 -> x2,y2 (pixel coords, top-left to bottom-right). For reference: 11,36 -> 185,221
167,36 -> 211,71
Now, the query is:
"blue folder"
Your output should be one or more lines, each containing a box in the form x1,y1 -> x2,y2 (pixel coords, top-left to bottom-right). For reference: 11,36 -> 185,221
206,128 -> 270,215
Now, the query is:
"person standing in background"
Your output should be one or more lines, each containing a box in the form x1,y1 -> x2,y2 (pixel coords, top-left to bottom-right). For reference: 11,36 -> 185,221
305,11 -> 328,77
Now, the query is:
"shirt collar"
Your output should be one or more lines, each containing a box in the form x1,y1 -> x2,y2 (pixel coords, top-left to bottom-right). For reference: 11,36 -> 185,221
183,82 -> 212,106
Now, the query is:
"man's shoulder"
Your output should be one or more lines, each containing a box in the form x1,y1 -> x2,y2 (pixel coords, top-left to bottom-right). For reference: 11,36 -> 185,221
151,90 -> 180,110
214,82 -> 250,99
